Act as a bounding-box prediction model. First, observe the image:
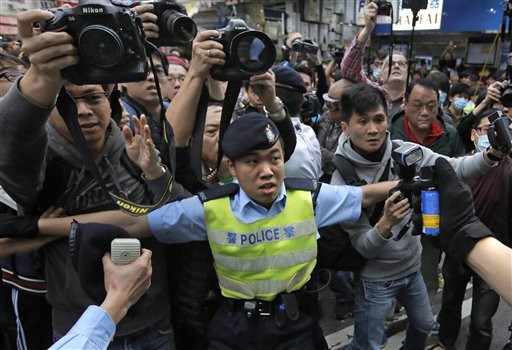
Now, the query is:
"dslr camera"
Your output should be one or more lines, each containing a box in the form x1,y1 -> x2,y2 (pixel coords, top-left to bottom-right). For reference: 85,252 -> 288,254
139,0 -> 197,47
374,0 -> 392,16
300,92 -> 322,126
328,44 -> 345,64
210,19 -> 276,81
290,38 -> 318,55
39,0 -> 148,85
487,110 -> 512,155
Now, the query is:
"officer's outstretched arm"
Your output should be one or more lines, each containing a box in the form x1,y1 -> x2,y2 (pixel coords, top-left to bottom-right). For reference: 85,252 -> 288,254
434,158 -> 511,305
360,180 -> 400,208
38,211 -> 152,239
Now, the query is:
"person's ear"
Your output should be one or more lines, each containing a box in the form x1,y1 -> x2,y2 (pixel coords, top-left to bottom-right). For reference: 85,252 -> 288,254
226,159 -> 237,178
341,121 -> 349,133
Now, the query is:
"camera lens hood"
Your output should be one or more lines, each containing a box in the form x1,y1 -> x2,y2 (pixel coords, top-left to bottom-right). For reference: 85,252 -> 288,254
230,30 -> 276,75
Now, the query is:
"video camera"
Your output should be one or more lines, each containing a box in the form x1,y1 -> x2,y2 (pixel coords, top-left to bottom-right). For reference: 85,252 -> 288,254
39,0 -> 148,85
139,0 -> 197,47
487,110 -> 512,155
210,19 -> 276,81
290,38 -> 318,55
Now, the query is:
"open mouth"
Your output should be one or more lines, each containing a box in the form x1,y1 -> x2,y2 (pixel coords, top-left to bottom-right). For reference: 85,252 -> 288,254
259,183 -> 275,193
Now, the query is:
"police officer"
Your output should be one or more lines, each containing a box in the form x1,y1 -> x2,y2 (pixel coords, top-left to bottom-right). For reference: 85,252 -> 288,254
37,112 -> 399,349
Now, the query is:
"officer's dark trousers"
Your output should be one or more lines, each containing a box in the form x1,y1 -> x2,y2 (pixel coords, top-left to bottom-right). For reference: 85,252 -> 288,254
207,298 -> 328,350
437,257 -> 500,350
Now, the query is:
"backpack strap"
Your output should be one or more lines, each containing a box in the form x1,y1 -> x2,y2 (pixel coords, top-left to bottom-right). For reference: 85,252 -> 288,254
331,155 -> 367,186
197,183 -> 240,203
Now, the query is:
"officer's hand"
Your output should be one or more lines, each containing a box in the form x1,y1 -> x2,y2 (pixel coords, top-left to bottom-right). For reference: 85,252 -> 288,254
188,30 -> 225,79
17,9 -> 78,104
132,4 -> 159,39
435,158 -> 493,263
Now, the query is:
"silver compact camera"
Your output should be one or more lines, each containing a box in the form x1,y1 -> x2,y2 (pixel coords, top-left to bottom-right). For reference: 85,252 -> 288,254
111,238 -> 141,265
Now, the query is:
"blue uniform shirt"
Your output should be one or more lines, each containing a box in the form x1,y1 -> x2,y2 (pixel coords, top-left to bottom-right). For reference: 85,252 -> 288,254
148,182 -> 362,244
49,306 -> 115,350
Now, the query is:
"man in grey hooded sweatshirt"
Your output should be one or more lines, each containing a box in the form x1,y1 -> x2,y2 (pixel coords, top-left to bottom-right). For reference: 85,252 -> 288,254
330,83 -> 503,350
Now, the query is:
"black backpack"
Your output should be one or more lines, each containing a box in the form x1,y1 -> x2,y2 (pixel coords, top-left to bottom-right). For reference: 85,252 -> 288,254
316,153 -> 392,272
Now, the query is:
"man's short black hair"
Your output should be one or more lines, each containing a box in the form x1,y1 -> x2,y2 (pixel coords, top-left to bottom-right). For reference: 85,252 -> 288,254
426,71 -> 450,94
405,78 -> 439,101
294,64 -> 314,81
339,83 -> 387,123
449,83 -> 470,98
276,86 -> 304,117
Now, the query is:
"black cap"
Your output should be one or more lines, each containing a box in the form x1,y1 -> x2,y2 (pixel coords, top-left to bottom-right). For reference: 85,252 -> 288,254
272,65 -> 307,93
222,112 -> 281,160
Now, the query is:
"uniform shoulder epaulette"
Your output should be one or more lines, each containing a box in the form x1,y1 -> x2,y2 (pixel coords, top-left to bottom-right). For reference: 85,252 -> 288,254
197,183 -> 240,203
284,178 -> 320,192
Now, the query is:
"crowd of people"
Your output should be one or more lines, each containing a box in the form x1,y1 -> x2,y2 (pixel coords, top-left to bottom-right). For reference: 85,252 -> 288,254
0,1 -> 511,350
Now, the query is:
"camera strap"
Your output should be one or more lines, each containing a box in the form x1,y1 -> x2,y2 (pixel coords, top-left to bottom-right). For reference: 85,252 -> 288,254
56,87 -> 174,216
191,80 -> 242,182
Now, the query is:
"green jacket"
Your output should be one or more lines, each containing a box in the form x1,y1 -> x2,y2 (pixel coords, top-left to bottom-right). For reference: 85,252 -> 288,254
389,110 -> 466,157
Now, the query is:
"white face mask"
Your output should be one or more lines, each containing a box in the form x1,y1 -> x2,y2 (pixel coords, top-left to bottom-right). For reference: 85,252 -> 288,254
453,97 -> 468,111
475,134 -> 490,152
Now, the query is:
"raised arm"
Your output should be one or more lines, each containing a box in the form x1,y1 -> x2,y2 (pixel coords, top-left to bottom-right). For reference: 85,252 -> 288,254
166,30 -> 225,147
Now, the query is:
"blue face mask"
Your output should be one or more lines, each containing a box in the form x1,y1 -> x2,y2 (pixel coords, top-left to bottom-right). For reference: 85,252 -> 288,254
438,91 -> 447,105
453,97 -> 468,111
475,134 -> 490,153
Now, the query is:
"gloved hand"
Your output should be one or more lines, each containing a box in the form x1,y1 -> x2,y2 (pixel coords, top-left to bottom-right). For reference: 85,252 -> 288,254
435,158 -> 493,264
0,213 -> 38,239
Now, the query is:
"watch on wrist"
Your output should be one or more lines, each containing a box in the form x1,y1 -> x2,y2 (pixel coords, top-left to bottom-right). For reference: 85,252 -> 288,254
263,97 -> 284,120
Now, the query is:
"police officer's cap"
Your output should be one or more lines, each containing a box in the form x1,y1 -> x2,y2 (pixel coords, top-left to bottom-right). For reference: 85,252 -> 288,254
272,65 -> 307,94
222,112 -> 282,161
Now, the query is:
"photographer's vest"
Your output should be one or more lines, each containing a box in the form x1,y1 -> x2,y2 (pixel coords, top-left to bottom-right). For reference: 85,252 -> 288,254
203,189 -> 317,301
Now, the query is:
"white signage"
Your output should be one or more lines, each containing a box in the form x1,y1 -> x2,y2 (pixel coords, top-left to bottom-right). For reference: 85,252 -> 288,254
394,0 -> 444,31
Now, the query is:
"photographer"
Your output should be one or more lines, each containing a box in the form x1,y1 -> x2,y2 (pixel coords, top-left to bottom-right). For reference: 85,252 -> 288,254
283,32 -> 329,107
330,83 -> 502,350
339,0 -> 407,120
0,8 -> 187,349
457,81 -> 509,153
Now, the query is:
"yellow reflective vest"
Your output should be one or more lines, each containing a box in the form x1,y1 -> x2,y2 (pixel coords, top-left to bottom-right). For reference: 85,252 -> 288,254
204,189 -> 317,301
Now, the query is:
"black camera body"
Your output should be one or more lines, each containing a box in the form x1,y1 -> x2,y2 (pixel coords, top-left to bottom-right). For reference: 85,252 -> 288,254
374,0 -> 392,16
300,92 -> 322,126
291,38 -> 318,55
498,83 -> 512,108
328,44 -> 345,64
139,0 -> 197,47
488,110 -> 512,155
210,18 -> 276,81
39,0 -> 148,85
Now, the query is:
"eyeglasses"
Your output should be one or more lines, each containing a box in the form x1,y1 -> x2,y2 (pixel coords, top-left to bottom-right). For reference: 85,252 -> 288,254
407,101 -> 438,113
168,75 -> 186,83
0,71 -> 24,82
476,124 -> 490,134
325,100 -> 340,111
69,91 -> 109,106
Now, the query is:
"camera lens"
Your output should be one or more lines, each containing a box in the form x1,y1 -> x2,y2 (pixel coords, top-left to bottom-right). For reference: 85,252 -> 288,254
501,88 -> 512,108
78,25 -> 123,68
232,32 -> 276,75
162,10 -> 197,43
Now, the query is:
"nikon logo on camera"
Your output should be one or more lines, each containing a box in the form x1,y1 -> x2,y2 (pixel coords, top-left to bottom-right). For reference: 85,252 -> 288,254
82,7 -> 104,14
235,26 -> 247,30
